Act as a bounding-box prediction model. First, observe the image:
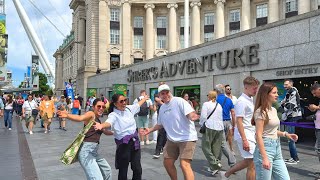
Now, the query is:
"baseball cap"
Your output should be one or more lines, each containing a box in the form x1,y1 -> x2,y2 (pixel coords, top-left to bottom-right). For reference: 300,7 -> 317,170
75,96 -> 78,99
158,84 -> 170,93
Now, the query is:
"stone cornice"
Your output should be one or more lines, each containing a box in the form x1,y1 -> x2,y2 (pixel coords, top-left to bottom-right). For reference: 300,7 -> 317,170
69,0 -> 85,10
167,3 -> 178,9
144,3 -> 155,9
190,1 -> 201,8
214,0 -> 226,4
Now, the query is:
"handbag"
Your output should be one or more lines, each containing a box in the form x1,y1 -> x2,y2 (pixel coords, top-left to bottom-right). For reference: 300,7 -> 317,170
60,120 -> 95,165
200,102 -> 219,134
28,101 -> 39,116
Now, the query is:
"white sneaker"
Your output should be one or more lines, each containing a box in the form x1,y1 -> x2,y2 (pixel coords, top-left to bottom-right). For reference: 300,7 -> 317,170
211,169 -> 219,176
8,128 -> 12,130
44,130 -> 48,134
29,131 -> 33,135
140,141 -> 144,145
146,140 -> 150,145
220,171 -> 229,180
150,140 -> 157,144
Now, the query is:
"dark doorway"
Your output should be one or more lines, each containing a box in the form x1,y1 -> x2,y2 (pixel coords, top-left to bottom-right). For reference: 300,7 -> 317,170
266,77 -> 319,145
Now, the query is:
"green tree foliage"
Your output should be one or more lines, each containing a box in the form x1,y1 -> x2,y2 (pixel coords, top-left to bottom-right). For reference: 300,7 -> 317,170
33,72 -> 50,95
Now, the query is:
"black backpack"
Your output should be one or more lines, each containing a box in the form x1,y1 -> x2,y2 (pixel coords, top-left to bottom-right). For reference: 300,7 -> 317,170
137,98 -> 149,116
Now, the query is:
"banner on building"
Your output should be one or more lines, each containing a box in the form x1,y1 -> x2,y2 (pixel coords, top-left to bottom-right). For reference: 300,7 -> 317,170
32,55 -> 39,91
87,88 -> 97,98
0,14 -> 6,84
65,82 -> 74,100
112,84 -> 127,97
26,66 -> 31,89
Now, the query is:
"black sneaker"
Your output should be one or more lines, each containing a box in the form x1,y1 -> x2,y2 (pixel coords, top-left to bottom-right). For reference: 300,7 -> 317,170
62,128 -> 67,131
153,152 -> 160,159
59,126 -> 62,129
284,158 -> 299,164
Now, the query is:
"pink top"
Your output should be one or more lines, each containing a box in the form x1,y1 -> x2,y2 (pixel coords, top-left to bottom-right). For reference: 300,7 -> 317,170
315,110 -> 320,129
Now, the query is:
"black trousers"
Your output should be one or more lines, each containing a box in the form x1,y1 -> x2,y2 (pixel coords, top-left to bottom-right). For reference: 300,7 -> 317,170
155,128 -> 167,154
116,139 -> 142,180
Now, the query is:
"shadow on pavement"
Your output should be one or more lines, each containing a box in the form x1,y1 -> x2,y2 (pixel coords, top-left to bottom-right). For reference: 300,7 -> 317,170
191,158 -> 213,177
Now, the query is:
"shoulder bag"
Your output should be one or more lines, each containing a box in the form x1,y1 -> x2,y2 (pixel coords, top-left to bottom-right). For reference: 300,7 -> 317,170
60,120 -> 95,165
28,101 -> 39,116
199,102 -> 219,134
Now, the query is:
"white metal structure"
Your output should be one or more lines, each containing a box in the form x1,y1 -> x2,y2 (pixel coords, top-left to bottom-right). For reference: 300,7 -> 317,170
12,0 -> 55,83
184,0 -> 189,48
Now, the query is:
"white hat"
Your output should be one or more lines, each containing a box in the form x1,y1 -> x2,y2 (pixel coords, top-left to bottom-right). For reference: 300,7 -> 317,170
75,96 -> 78,99
158,84 -> 170,93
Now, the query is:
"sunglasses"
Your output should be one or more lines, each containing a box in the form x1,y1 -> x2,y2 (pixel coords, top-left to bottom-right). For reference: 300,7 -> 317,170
226,88 -> 231,90
96,105 -> 106,109
118,99 -> 127,103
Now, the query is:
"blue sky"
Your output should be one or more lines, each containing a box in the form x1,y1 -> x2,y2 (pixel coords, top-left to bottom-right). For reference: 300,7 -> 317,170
6,0 -> 72,86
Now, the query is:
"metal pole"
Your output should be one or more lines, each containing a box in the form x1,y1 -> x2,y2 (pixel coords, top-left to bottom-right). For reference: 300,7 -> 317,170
184,0 -> 189,48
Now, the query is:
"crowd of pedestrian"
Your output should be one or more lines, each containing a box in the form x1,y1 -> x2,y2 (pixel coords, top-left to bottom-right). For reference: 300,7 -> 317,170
0,76 -> 319,180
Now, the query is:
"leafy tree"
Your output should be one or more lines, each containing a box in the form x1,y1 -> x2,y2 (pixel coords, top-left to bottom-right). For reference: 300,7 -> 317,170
33,72 -> 50,95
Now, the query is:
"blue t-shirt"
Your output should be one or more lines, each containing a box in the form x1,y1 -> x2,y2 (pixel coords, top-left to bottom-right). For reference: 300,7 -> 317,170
216,94 -> 234,121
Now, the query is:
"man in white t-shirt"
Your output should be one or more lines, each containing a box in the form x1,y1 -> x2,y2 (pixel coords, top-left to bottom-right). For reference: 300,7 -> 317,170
145,84 -> 199,180
221,76 -> 260,180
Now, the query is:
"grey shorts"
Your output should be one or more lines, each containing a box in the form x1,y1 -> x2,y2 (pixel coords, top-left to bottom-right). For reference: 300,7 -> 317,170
136,116 -> 149,128
223,121 -> 233,136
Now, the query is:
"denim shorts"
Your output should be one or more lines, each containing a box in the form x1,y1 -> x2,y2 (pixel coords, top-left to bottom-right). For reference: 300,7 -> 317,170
253,138 -> 290,180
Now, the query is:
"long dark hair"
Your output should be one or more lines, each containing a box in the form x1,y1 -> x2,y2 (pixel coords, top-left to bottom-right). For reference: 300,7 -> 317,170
252,82 -> 277,126
92,98 -> 101,107
108,94 -> 124,115
7,94 -> 13,104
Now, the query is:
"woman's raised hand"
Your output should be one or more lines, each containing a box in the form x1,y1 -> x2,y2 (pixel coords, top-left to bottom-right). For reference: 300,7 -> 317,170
57,110 -> 68,118
94,122 -> 103,130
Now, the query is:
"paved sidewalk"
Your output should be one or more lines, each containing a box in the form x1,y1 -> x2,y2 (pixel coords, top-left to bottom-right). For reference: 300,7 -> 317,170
0,116 -> 319,180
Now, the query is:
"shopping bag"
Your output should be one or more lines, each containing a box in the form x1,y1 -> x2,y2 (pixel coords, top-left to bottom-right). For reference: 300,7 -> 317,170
60,120 -> 95,165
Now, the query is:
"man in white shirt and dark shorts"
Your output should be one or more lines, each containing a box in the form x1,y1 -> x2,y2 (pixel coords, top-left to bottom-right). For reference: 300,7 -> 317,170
221,76 -> 260,180
145,84 -> 200,180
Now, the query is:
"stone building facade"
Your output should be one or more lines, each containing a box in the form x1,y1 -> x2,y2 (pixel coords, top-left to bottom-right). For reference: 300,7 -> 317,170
55,0 -> 320,100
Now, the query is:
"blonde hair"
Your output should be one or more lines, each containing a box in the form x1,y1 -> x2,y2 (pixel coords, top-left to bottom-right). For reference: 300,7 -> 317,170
207,91 -> 217,102
243,76 -> 260,86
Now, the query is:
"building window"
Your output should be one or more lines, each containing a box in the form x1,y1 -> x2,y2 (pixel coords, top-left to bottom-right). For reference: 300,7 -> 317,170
256,4 -> 268,26
257,4 -> 268,18
157,35 -> 166,49
229,9 -> 240,22
285,0 -> 298,18
134,35 -> 143,49
157,16 -> 167,28
134,16 -> 143,28
134,58 -> 143,63
110,8 -> 120,22
110,55 -> 120,70
204,13 -> 214,25
204,33 -> 214,42
180,35 -> 184,48
204,13 -> 214,42
285,0 -> 297,13
157,17 -> 167,49
110,29 -> 120,44
229,9 -> 240,34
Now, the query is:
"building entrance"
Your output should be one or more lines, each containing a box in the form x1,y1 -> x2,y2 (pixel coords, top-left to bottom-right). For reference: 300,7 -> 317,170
267,77 -> 319,145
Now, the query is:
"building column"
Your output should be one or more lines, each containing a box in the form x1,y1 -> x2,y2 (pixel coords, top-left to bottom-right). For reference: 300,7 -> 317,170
54,52 -> 64,90
268,0 -> 279,23
122,0 -> 131,65
167,3 -> 178,52
144,3 -> 155,60
241,0 -> 250,31
214,0 -> 225,39
99,0 -> 109,70
190,2 -> 201,46
78,17 -> 86,68
298,0 -> 311,14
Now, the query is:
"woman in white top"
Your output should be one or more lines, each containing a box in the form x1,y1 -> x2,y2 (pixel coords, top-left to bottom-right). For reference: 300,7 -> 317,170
253,82 -> 298,180
22,94 -> 39,134
94,93 -> 149,180
200,90 -> 224,175
4,94 -> 14,130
